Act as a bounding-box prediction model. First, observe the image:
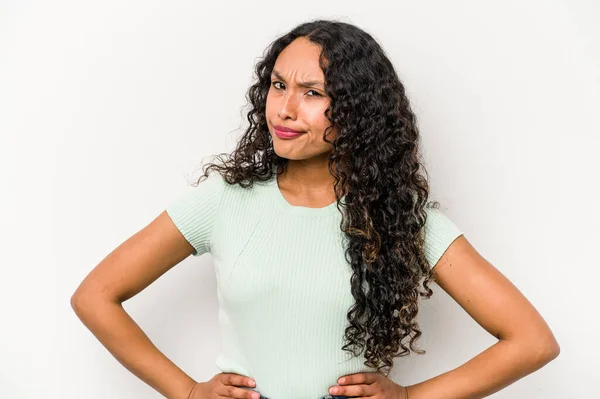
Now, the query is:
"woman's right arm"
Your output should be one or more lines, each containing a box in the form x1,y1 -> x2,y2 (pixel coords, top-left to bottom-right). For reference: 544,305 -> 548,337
70,210 -> 199,399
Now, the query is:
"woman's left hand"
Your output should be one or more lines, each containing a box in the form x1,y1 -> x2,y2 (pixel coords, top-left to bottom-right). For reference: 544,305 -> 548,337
329,372 -> 408,398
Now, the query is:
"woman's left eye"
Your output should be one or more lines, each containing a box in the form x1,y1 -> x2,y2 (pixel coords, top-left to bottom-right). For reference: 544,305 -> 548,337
307,90 -> 322,97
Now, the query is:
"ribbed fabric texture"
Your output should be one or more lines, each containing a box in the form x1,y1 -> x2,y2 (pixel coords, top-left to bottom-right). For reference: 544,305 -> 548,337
166,171 -> 463,399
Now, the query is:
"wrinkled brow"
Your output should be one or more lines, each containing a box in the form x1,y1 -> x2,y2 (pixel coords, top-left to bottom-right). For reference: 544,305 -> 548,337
271,69 -> 324,89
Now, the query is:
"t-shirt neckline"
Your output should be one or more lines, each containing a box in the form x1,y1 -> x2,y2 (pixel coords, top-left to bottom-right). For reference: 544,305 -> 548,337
267,171 -> 343,217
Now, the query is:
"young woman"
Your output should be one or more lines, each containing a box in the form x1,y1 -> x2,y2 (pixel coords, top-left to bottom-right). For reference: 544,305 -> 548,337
71,19 -> 560,399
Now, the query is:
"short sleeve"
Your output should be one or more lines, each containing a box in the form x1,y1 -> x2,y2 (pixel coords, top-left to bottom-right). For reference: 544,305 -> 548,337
422,207 -> 463,269
165,172 -> 226,257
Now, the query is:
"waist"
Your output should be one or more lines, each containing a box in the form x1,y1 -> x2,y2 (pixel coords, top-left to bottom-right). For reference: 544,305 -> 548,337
260,396 -> 349,399
216,353 -> 374,399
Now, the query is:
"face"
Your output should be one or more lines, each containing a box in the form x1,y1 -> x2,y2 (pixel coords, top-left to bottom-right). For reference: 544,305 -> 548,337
265,37 -> 338,162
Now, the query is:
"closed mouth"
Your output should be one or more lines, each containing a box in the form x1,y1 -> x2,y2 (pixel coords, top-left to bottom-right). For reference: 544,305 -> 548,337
273,125 -> 303,134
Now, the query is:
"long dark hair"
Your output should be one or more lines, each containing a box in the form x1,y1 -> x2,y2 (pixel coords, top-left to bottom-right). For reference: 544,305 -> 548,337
195,19 -> 441,376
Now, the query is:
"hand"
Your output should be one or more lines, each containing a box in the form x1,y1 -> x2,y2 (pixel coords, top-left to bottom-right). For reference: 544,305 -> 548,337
188,373 -> 261,399
328,372 -> 409,399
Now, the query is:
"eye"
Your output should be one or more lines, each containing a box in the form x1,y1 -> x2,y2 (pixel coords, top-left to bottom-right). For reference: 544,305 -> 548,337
271,81 -> 322,97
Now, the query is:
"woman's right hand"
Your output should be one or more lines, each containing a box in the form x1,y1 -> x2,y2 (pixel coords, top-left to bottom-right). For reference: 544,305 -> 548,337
188,373 -> 260,399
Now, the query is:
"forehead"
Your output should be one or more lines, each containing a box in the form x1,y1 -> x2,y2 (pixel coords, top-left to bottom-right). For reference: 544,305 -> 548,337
273,37 -> 324,77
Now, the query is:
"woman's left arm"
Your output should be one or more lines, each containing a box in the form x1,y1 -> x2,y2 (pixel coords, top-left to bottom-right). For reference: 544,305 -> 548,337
405,234 -> 560,399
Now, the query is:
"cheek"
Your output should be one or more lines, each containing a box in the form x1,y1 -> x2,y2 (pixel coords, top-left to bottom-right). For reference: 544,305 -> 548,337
304,106 -> 330,128
265,94 -> 273,117
265,89 -> 278,115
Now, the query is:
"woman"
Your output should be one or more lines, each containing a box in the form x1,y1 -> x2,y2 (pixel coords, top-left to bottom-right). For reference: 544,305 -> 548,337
71,20 -> 560,399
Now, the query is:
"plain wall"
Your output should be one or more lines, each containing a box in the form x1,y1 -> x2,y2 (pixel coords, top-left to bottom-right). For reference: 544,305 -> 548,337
1,0 -> 598,397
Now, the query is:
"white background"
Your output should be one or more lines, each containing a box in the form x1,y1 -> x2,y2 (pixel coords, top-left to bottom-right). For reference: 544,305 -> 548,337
1,0 -> 598,398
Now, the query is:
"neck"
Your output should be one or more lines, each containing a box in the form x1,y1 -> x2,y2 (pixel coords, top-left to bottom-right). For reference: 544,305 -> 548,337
277,159 -> 341,200
283,160 -> 333,183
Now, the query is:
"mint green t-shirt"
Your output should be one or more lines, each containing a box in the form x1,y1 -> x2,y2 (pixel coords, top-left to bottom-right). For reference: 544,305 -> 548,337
166,170 -> 463,399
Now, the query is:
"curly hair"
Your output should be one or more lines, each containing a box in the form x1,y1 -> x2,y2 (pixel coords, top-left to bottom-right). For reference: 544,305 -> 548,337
194,19 -> 442,376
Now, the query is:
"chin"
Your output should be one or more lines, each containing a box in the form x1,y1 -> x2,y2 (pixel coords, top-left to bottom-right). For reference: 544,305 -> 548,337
272,146 -> 304,160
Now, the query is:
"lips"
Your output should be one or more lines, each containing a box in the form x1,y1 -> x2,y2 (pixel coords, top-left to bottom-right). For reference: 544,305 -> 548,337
273,125 -> 302,133
273,124 -> 305,139
274,127 -> 304,139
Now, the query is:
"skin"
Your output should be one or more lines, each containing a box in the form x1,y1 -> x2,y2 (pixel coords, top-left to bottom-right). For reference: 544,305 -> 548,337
71,36 -> 559,399
265,36 -> 340,208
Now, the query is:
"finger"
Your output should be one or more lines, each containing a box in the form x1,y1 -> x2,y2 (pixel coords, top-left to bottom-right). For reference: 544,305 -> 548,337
219,373 -> 257,388
217,384 -> 261,399
329,383 -> 373,398
337,372 -> 376,386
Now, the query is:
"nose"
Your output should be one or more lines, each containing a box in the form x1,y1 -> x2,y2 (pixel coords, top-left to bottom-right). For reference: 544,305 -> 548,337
277,91 -> 298,120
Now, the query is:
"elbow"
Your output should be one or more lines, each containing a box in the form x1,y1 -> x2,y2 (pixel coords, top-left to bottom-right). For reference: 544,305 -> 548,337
71,283 -> 89,313
70,293 -> 89,315
530,337 -> 560,367
71,280 -> 122,314
70,291 -> 115,316
541,340 -> 560,362
506,333 -> 561,368
537,328 -> 561,363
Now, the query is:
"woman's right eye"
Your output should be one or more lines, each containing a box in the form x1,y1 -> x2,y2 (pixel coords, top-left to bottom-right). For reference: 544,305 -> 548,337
272,81 -> 284,90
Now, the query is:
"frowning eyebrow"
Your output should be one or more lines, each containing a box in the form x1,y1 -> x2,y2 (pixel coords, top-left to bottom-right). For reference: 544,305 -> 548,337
271,69 -> 324,89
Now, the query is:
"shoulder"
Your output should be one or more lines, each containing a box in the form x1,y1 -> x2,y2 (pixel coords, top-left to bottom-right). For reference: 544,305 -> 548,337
422,206 -> 464,269
164,171 -> 229,256
169,172 -> 228,209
